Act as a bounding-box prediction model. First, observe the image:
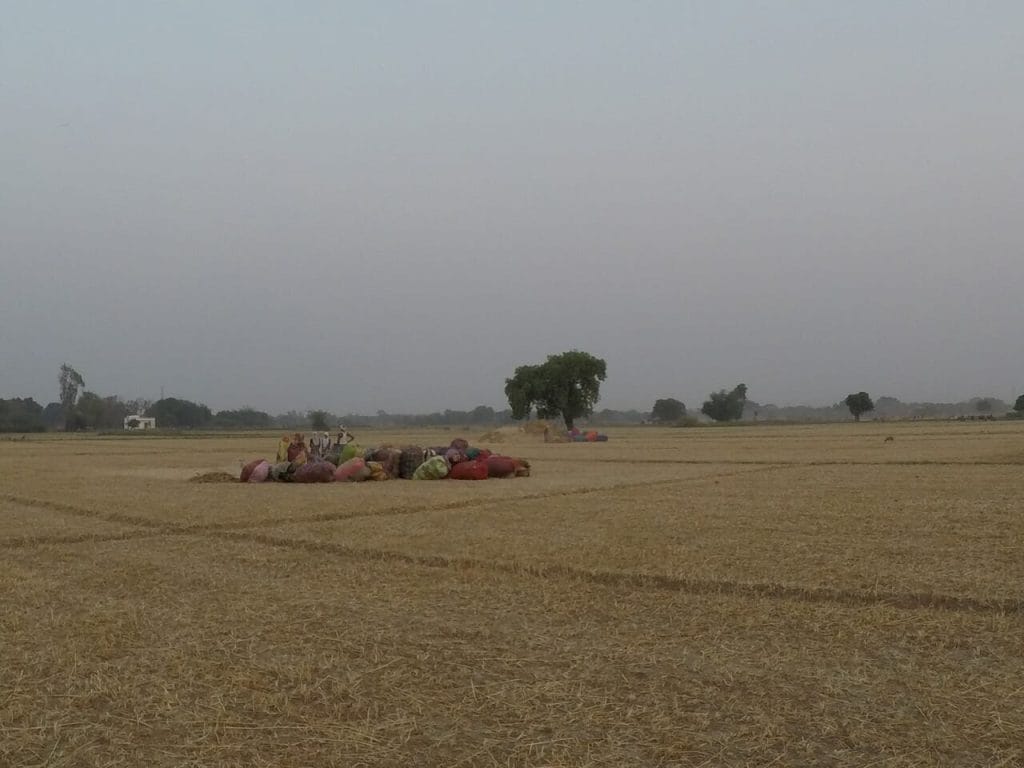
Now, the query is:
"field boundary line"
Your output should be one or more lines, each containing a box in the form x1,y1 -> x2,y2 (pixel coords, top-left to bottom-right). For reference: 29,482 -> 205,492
547,458 -> 1024,467
0,528 -> 191,549
1,465 -> 783,539
204,529 -> 1024,615
1,493 -> 184,532
188,464 -> 788,532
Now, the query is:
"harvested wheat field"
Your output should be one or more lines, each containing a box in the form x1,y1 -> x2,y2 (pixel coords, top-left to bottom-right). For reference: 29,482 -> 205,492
2,421 -> 1023,766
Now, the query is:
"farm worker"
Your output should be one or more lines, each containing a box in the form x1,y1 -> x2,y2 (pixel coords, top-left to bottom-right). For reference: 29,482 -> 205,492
286,433 -> 307,463
275,435 -> 291,463
308,432 -> 331,458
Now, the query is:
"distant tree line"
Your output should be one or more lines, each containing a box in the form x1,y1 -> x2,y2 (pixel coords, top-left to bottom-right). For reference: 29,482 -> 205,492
3,361 -> 1023,433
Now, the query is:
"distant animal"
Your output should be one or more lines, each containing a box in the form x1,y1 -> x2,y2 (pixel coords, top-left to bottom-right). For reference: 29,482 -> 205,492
884,436 -> 894,443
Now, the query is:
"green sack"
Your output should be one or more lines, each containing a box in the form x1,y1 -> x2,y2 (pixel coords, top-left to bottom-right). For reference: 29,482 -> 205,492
413,455 -> 449,480
340,443 -> 361,463
270,462 -> 293,482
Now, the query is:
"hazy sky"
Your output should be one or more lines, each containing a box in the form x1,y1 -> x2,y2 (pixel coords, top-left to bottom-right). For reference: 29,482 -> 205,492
2,1 -> 1022,414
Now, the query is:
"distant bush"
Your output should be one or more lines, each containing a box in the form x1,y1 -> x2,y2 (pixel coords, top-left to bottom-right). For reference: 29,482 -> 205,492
0,398 -> 45,432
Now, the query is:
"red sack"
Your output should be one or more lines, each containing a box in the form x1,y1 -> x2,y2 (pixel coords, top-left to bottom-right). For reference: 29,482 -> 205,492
449,460 -> 488,480
486,455 -> 517,478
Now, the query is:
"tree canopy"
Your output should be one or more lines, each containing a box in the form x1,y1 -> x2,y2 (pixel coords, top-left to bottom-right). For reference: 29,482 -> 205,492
701,384 -> 747,422
213,408 -> 271,429
504,350 -> 607,430
58,363 -> 84,430
146,397 -> 212,428
651,398 -> 686,424
0,398 -> 46,432
844,391 -> 875,421
76,392 -> 132,430
1015,394 -> 1024,414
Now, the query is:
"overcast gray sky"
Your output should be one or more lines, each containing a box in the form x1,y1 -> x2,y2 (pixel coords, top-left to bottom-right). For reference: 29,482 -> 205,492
2,1 -> 1022,414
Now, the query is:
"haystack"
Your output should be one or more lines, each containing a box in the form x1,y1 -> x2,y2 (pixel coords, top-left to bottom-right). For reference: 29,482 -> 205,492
477,426 -> 524,443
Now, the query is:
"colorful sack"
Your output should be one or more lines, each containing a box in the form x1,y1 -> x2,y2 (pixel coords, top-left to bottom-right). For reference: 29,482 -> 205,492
449,459 -> 488,480
334,457 -> 370,482
340,443 -> 362,463
445,447 -> 467,464
369,447 -> 401,478
240,458 -> 265,483
293,459 -> 335,483
270,462 -> 293,482
366,461 -> 389,481
247,460 -> 271,483
486,455 -> 517,478
449,437 -> 469,452
413,455 -> 450,480
399,446 -> 427,479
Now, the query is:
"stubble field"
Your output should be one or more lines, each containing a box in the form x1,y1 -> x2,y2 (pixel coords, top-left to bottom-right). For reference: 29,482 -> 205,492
2,421 -> 1022,766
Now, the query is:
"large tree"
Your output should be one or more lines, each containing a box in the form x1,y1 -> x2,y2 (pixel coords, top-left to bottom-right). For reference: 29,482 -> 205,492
651,397 -> 686,424
844,391 -> 875,422
58,363 -> 84,431
146,397 -> 212,428
504,351 -> 607,430
76,392 -> 131,430
701,383 -> 747,422
1015,394 -> 1024,414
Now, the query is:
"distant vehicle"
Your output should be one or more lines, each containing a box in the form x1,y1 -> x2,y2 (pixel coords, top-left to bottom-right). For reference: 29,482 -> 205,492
124,415 -> 157,431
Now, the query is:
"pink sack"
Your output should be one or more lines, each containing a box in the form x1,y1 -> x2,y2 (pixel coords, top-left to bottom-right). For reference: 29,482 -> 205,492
247,460 -> 271,483
334,457 -> 370,482
240,458 -> 265,482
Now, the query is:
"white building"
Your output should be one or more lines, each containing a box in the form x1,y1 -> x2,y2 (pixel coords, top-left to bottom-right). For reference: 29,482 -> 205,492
124,415 -> 157,431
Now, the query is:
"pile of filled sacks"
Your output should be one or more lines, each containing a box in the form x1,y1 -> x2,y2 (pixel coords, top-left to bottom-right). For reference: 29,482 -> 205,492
567,427 -> 608,442
239,434 -> 531,484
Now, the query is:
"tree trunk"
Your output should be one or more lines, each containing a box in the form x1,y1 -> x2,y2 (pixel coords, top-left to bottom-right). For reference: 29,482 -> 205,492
854,413 -> 860,422
564,413 -> 574,431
